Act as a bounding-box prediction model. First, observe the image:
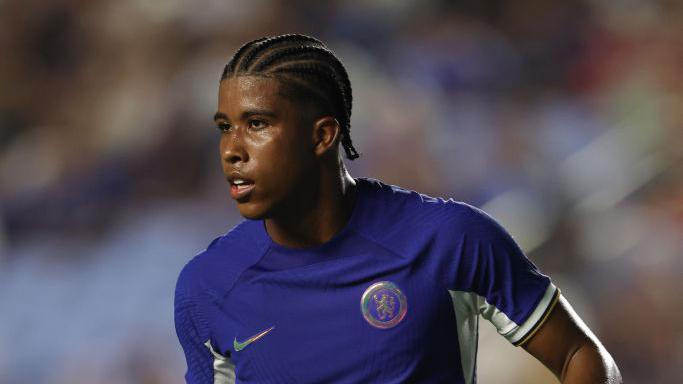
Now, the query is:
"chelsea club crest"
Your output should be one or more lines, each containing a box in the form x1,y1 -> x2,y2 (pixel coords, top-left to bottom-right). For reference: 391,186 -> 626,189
360,281 -> 408,329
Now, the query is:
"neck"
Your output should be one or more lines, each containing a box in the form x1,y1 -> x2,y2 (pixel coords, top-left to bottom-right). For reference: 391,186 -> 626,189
265,166 -> 357,248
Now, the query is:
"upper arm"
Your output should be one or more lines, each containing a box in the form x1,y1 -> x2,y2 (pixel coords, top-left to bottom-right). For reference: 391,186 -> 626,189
174,283 -> 215,383
521,295 -> 591,378
175,263 -> 236,384
521,295 -> 622,383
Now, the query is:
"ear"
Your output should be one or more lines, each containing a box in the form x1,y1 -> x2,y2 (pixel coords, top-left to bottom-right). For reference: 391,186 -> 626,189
312,116 -> 341,157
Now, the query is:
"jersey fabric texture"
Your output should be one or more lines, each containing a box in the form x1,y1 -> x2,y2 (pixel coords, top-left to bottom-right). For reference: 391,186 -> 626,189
174,178 -> 559,384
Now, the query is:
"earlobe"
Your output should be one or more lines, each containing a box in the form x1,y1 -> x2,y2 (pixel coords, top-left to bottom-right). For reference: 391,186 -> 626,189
313,116 -> 341,157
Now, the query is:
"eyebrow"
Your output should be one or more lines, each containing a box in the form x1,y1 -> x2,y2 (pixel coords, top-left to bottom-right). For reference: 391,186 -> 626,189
213,112 -> 228,122
213,109 -> 278,122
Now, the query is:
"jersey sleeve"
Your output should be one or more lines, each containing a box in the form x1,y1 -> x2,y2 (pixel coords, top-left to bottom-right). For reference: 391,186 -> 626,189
175,263 -> 236,384
449,205 -> 559,346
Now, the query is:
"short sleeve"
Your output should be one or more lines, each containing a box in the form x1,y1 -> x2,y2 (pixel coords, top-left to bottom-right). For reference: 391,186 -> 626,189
450,205 -> 560,346
175,264 -> 236,384
174,277 -> 214,383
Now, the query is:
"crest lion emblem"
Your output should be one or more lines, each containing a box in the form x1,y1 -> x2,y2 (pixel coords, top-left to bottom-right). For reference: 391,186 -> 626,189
360,281 -> 407,329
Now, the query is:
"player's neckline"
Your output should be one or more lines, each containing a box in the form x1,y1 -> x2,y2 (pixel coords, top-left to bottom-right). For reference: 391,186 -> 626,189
256,178 -> 368,256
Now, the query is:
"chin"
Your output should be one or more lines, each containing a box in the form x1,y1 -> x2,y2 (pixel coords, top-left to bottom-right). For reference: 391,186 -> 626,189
236,202 -> 271,220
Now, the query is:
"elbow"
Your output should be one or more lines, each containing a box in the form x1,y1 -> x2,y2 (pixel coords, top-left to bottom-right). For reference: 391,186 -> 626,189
563,340 -> 622,384
597,343 -> 622,384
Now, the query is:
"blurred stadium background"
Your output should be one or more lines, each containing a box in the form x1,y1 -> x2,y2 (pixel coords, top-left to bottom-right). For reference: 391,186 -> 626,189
1,0 -> 681,383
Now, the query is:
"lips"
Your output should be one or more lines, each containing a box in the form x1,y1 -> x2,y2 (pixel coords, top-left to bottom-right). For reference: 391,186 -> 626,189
228,173 -> 255,201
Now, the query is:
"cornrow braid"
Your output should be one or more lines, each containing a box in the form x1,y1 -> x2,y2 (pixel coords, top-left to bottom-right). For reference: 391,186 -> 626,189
221,34 -> 359,160
221,37 -> 268,78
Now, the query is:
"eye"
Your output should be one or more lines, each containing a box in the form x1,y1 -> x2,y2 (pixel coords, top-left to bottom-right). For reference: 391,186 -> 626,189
248,119 -> 269,130
216,122 -> 232,132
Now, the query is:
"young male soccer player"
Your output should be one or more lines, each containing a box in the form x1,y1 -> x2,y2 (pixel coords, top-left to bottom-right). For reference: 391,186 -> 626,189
174,34 -> 622,383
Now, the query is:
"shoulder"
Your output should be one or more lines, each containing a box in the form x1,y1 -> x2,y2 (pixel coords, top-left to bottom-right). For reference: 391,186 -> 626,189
357,177 -> 504,239
175,219 -> 269,301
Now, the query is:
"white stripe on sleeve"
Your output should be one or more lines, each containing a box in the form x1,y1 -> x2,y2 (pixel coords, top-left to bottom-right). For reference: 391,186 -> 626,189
204,340 -> 236,384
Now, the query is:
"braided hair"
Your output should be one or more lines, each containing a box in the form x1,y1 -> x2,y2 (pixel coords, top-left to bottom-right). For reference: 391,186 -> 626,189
221,34 -> 359,160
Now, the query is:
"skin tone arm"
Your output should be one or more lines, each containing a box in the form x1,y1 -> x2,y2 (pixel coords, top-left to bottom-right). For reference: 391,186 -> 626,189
522,295 -> 622,384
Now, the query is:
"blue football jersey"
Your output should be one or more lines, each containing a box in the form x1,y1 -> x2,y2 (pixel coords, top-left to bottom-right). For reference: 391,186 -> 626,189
174,178 -> 559,383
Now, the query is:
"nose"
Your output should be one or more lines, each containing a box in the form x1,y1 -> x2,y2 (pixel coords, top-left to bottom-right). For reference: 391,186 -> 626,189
221,128 -> 248,164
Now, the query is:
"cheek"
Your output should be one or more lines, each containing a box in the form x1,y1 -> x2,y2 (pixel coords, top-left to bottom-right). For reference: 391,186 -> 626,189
256,137 -> 312,186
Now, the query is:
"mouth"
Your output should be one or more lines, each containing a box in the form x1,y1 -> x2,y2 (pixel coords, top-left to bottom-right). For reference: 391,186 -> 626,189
228,175 -> 255,201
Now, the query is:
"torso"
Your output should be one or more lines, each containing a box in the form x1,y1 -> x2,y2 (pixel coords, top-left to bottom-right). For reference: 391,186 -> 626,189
181,178 -> 553,383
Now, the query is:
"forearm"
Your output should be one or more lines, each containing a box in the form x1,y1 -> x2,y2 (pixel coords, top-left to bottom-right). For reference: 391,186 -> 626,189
561,340 -> 622,384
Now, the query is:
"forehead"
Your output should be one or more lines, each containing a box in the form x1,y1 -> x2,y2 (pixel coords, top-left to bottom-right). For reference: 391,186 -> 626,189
218,76 -> 285,113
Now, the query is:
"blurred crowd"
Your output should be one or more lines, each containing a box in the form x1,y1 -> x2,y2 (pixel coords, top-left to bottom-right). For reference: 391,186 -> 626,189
0,0 -> 681,383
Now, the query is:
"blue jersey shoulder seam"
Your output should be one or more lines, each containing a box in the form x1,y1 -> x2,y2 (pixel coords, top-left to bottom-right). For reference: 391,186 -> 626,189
217,243 -> 274,301
350,228 -> 412,262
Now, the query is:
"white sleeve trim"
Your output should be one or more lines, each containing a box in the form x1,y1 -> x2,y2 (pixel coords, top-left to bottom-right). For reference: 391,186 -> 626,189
450,282 -> 559,346
204,340 -> 236,384
504,283 -> 559,345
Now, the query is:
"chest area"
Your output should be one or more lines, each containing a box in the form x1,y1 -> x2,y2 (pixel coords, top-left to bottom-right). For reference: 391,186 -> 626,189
209,249 -> 461,382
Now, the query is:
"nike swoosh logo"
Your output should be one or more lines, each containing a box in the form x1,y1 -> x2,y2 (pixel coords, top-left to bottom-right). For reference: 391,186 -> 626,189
233,326 -> 275,352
